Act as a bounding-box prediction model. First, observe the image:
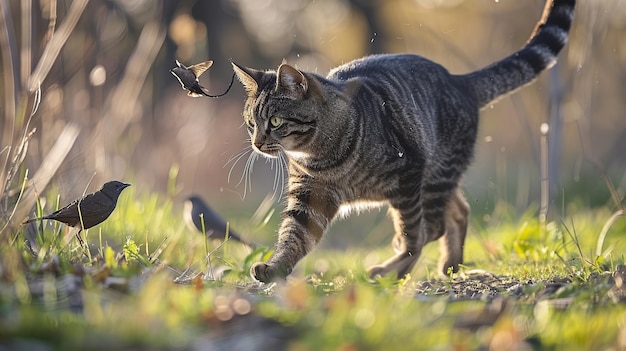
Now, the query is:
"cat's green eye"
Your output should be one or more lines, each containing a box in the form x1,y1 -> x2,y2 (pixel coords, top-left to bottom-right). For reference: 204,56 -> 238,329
269,116 -> 283,128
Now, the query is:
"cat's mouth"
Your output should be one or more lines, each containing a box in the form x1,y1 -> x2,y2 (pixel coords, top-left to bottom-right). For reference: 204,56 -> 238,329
254,143 -> 282,158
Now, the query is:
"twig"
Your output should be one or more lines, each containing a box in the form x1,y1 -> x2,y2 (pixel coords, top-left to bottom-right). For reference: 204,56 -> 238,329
106,21 -> 165,140
27,0 -> 89,92
174,238 -> 232,283
20,0 -> 31,86
6,123 -> 79,233
43,0 -> 57,48
148,236 -> 169,263
560,218 -> 588,267
0,0 -> 18,192
595,210 -> 625,258
2,170 -> 28,238
3,85 -> 40,199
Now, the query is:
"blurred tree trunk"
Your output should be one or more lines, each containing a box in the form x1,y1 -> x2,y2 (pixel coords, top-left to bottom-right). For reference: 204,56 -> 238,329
350,0 -> 386,55
192,0 -> 229,83
158,0 -> 179,97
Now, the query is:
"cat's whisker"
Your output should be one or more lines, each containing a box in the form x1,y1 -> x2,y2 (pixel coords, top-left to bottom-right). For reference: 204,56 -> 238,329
225,146 -> 252,184
269,159 -> 278,195
278,155 -> 285,197
224,145 -> 251,168
240,151 -> 258,199
280,153 -> 287,198
271,152 -> 287,201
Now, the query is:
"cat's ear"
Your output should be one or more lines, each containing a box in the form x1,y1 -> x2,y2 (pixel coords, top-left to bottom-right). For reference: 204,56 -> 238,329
232,61 -> 263,95
276,63 -> 307,98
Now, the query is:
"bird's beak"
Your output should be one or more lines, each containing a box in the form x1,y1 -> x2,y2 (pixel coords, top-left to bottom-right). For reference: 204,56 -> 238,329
122,182 -> 131,189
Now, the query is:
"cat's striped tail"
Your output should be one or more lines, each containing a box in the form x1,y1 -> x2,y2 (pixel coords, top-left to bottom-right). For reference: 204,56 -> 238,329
464,0 -> 575,109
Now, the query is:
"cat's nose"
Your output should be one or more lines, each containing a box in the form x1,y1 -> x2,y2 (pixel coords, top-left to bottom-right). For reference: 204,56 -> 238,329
254,142 -> 264,150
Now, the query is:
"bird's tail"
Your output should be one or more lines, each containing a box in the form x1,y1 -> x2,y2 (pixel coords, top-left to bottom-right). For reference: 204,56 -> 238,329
22,217 -> 43,225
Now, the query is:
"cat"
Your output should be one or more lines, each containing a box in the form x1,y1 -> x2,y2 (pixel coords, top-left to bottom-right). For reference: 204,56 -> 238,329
231,0 -> 575,283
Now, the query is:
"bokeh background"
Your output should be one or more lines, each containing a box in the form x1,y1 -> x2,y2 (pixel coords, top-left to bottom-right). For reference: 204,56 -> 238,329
1,0 -> 625,245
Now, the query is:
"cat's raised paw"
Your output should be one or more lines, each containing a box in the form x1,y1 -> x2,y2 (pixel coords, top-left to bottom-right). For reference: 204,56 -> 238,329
250,262 -> 290,283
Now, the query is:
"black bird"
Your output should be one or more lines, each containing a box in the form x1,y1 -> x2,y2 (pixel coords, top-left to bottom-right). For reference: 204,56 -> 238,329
184,195 -> 252,247
22,181 -> 131,244
170,60 -> 213,97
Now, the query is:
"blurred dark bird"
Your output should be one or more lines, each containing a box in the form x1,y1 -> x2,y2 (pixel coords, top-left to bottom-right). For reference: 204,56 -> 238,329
22,181 -> 131,244
170,60 -> 214,97
184,195 -> 253,247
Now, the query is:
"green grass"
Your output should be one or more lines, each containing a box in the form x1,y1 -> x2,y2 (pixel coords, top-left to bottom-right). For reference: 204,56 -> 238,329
1,186 -> 626,350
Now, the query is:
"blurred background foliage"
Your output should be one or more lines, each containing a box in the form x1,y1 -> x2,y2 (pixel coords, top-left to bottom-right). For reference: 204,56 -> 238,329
1,0 -> 625,245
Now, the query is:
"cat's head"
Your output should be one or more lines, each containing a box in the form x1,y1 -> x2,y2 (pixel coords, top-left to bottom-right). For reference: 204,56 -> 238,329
232,62 -> 331,159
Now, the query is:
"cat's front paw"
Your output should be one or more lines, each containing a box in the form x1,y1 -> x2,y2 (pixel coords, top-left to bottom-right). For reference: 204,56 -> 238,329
367,265 -> 386,280
250,262 -> 290,283
367,264 -> 409,281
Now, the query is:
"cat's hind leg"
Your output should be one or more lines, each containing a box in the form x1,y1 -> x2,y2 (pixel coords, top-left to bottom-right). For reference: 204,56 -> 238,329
420,158 -> 468,276
437,187 -> 469,276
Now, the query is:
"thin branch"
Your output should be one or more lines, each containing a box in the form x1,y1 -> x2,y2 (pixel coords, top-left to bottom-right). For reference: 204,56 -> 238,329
27,0 -> 89,92
595,209 -> 625,258
0,0 -> 19,169
5,123 -> 80,233
20,0 -> 32,87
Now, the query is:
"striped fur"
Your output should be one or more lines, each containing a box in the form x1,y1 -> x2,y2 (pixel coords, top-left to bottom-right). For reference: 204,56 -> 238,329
233,0 -> 575,283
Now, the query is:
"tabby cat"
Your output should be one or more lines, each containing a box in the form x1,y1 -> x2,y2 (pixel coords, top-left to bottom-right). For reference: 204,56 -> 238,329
232,0 -> 575,283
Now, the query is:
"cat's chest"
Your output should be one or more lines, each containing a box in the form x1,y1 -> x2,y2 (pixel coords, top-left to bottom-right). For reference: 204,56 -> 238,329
320,167 -> 402,203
